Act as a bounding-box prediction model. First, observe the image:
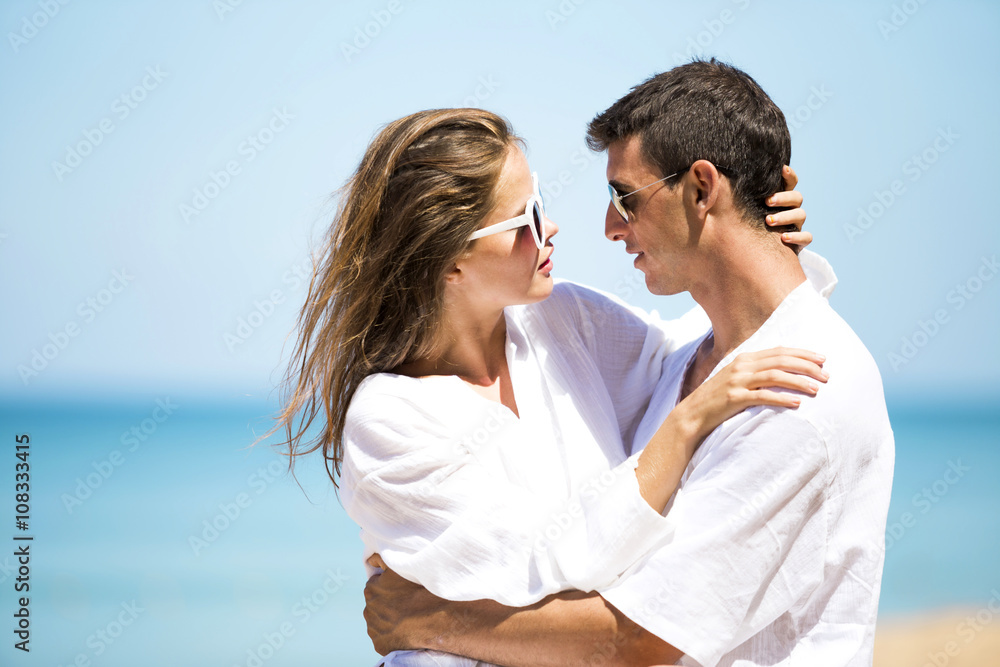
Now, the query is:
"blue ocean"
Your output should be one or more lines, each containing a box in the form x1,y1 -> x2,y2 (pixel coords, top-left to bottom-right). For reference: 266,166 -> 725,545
0,394 -> 997,666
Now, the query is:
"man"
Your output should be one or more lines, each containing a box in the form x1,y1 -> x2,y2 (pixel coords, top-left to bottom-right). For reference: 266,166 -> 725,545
363,59 -> 894,666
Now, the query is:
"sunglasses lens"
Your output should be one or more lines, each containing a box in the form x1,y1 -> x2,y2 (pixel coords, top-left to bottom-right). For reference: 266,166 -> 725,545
532,202 -> 544,246
608,185 -> 628,221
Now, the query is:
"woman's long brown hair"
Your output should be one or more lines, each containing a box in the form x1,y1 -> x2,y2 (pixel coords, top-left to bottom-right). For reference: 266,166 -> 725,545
268,108 -> 519,488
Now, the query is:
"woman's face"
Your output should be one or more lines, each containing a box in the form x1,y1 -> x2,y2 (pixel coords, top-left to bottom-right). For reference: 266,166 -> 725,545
455,143 -> 558,310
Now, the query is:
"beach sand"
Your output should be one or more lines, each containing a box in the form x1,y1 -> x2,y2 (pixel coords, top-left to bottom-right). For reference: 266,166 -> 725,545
875,610 -> 1000,667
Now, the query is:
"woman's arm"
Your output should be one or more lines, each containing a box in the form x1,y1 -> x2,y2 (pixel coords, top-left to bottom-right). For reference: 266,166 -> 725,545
635,346 -> 826,510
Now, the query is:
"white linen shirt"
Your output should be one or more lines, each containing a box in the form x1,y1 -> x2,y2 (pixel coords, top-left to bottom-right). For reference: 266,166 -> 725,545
342,281 -> 706,667
601,275 -> 895,667
341,251 -> 836,667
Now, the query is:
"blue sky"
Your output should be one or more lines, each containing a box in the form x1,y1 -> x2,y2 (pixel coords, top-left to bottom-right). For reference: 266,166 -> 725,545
2,0 -> 998,404
2,4 -> 998,664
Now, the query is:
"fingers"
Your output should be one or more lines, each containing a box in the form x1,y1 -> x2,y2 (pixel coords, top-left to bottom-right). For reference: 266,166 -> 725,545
368,553 -> 388,570
741,388 -> 805,409
726,348 -> 830,408
782,164 -> 798,190
766,205 -> 806,230
745,354 -> 829,383
747,369 -> 822,397
765,169 -> 805,236
738,347 -> 826,366
780,230 -> 812,250
766,189 -> 803,209
364,580 -> 392,656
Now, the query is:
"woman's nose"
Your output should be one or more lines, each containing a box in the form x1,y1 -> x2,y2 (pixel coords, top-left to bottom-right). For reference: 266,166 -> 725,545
544,215 -> 559,242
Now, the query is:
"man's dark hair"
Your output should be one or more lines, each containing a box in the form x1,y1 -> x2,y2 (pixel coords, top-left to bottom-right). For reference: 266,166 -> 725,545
587,58 -> 791,227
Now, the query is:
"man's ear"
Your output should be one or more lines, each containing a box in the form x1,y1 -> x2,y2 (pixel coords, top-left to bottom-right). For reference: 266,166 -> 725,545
688,159 -> 723,219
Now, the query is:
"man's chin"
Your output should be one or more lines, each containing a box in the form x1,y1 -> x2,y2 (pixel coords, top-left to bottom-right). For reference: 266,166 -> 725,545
642,273 -> 680,297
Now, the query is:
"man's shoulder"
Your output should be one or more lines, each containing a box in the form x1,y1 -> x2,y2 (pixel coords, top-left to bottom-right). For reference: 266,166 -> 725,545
712,290 -> 893,472
704,405 -> 831,472
754,286 -> 885,395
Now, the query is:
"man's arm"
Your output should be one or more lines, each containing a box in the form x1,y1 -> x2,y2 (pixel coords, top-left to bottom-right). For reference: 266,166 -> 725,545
364,565 -> 683,667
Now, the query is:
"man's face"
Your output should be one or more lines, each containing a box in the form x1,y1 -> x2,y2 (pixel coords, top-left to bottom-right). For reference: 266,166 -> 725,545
604,136 -> 694,296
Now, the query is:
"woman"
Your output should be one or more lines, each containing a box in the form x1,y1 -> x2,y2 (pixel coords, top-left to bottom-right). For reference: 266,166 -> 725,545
271,109 -> 830,666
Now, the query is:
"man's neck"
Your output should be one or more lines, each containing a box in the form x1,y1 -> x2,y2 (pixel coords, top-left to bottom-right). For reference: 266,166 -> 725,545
683,236 -> 807,393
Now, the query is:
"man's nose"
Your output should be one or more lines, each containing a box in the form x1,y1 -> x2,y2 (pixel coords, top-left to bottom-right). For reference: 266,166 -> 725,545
605,203 -> 627,241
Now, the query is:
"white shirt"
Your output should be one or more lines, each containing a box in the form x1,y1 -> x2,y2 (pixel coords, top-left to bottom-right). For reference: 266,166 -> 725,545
601,274 -> 895,667
341,251 -> 837,667
342,281 -> 708,667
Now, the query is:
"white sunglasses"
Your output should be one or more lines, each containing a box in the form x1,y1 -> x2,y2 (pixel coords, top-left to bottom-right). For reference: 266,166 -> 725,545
469,172 -> 546,249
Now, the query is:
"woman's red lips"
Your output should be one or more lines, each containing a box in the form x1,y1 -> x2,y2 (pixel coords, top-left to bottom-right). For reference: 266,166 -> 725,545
538,257 -> 553,273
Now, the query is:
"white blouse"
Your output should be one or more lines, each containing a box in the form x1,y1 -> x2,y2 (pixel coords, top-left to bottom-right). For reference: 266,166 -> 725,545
340,252 -> 835,667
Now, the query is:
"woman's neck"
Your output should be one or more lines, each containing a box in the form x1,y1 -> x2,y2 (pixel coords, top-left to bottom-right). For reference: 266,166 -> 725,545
396,305 -> 509,386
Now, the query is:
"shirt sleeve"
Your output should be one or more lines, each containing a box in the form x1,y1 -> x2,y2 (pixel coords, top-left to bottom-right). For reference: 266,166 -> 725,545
547,282 -> 709,451
599,410 -> 830,667
548,248 -> 834,452
340,387 -> 675,608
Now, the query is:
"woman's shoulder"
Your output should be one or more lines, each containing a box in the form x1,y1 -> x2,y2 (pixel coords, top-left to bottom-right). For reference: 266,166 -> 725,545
349,373 -> 451,419
343,373 -> 464,456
